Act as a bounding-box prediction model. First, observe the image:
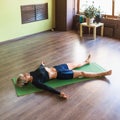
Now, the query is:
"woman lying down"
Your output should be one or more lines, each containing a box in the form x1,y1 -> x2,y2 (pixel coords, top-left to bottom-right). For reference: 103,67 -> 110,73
16,54 -> 112,99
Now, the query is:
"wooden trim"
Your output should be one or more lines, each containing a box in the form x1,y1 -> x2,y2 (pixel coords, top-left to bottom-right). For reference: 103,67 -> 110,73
112,0 -> 114,16
77,0 -> 80,14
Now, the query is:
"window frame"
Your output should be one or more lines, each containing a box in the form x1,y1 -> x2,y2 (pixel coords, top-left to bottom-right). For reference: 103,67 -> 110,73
77,0 -> 118,19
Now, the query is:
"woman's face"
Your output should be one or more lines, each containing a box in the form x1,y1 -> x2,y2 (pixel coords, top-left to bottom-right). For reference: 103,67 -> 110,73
19,73 -> 31,83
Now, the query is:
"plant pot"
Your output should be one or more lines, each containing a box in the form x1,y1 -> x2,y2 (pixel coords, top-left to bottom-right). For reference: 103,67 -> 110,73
86,18 -> 94,25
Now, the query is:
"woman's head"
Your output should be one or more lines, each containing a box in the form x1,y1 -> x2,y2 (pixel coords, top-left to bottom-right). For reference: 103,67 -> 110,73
16,73 -> 32,87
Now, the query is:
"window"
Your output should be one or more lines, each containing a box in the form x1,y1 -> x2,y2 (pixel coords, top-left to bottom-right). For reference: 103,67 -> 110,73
114,0 -> 120,16
21,3 -> 48,24
93,0 -> 112,15
21,5 -> 35,23
80,0 -> 112,15
79,0 -> 119,17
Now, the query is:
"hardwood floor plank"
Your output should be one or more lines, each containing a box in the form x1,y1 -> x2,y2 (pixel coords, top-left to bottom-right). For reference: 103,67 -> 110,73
0,31 -> 120,120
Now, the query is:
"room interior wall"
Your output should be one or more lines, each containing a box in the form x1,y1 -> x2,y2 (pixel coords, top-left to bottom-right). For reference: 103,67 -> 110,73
0,0 -> 55,42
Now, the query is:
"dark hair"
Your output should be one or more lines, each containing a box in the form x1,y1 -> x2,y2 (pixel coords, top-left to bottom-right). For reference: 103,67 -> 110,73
24,82 -> 29,86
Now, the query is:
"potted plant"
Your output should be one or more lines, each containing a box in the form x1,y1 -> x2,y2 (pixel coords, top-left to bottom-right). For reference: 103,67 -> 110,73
84,3 -> 100,25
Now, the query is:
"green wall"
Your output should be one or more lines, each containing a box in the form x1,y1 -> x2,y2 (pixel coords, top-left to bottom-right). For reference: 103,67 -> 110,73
0,0 -> 55,42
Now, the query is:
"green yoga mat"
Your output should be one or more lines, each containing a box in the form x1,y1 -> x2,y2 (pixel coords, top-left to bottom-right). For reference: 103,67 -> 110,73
12,63 -> 106,96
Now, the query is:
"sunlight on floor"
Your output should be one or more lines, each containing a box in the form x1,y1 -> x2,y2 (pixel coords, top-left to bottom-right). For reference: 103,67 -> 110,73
72,42 -> 88,63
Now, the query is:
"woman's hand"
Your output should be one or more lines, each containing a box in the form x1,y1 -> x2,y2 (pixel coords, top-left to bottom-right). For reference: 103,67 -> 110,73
60,92 -> 69,99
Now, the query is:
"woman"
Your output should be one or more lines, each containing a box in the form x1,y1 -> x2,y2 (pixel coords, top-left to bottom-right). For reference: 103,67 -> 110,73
16,54 -> 112,99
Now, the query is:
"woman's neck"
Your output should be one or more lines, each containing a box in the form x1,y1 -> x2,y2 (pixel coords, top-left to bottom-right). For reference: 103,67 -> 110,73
29,75 -> 33,82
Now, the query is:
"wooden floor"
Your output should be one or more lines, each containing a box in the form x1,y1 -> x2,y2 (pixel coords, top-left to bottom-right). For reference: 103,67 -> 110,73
0,31 -> 120,120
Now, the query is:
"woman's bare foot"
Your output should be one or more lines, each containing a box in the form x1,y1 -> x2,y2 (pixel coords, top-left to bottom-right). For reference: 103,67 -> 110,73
85,54 -> 91,64
81,70 -> 112,78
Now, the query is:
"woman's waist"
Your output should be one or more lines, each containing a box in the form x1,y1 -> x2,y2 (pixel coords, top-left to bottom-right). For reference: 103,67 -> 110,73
45,67 -> 57,79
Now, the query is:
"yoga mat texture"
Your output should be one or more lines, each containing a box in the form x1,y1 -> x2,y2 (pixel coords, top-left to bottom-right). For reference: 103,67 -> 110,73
12,63 -> 106,96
